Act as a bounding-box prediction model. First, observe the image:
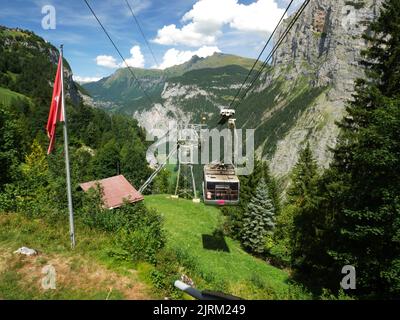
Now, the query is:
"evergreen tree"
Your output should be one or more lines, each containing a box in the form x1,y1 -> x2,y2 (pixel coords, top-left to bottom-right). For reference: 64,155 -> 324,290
287,144 -> 323,273
0,105 -> 19,188
120,139 -> 152,190
152,168 -> 171,194
287,143 -> 319,208
328,0 -> 400,297
295,0 -> 400,297
272,143 -> 320,268
91,139 -> 120,179
222,160 -> 279,239
241,178 -> 276,254
240,159 -> 280,212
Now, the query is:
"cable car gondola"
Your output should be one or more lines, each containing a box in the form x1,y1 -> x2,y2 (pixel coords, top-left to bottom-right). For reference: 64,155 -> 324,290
203,163 -> 240,206
202,108 -> 240,206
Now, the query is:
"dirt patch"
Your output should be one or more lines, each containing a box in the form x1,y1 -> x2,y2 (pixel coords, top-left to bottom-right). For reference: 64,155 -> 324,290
1,249 -> 151,300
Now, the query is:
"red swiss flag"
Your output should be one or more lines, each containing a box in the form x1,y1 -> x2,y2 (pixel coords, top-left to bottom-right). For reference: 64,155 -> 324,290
46,55 -> 64,154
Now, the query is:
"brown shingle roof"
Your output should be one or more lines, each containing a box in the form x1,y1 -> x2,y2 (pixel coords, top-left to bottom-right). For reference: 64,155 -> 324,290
79,175 -> 144,209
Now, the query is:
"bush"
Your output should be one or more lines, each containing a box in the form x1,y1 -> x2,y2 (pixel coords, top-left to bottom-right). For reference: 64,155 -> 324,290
221,206 -> 243,240
320,288 -> 355,300
151,250 -> 183,299
0,184 -> 18,212
113,219 -> 165,264
268,239 -> 292,267
109,204 -> 165,264
79,187 -> 166,264
267,204 -> 297,267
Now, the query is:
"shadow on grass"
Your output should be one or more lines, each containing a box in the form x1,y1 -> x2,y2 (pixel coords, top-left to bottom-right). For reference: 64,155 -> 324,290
202,230 -> 230,253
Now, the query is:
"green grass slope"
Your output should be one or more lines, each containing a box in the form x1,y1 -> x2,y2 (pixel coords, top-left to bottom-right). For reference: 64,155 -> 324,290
166,53 -> 261,76
0,213 -> 152,300
0,87 -> 31,107
145,195 -> 310,299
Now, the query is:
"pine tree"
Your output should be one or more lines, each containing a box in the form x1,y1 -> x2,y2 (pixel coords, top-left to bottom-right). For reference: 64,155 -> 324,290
91,139 -> 120,179
287,144 -> 323,272
152,168 -> 171,194
222,160 -> 279,240
0,105 -> 19,188
330,0 -> 400,297
287,143 -> 319,208
241,178 -> 276,254
240,159 -> 279,212
296,0 -> 400,297
328,0 -> 400,297
120,139 -> 152,189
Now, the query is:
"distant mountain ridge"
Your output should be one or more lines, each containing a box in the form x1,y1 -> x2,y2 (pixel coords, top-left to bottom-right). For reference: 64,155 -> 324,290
84,0 -> 381,183
82,53 -> 260,130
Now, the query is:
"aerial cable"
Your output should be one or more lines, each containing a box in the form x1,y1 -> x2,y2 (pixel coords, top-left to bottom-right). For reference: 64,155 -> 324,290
236,0 -> 310,106
124,0 -> 160,68
236,0 -> 310,107
234,0 -> 310,109
84,0 -> 175,143
229,0 -> 295,109
84,0 -> 176,185
83,0 -> 155,106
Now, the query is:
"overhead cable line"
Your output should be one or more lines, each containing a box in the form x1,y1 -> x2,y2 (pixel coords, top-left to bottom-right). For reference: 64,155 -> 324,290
124,0 -> 160,68
228,0 -> 295,109
234,0 -> 310,109
85,0 -> 179,193
83,0 -> 155,107
236,0 -> 310,106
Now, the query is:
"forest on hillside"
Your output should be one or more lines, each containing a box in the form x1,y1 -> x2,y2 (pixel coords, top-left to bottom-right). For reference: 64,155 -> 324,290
216,0 -> 400,299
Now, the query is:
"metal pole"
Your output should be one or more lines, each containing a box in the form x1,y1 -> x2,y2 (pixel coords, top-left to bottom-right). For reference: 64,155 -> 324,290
190,165 -> 197,199
175,162 -> 181,196
60,45 -> 76,249
174,280 -> 242,300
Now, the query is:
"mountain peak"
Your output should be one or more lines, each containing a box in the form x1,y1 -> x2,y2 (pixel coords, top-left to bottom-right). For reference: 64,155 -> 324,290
164,52 -> 258,75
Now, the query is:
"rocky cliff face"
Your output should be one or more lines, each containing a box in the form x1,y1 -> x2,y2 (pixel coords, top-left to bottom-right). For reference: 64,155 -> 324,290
273,0 -> 382,95
83,55 -> 256,133
83,0 -> 383,184
46,44 -> 81,106
0,26 -> 82,107
252,0 -> 383,180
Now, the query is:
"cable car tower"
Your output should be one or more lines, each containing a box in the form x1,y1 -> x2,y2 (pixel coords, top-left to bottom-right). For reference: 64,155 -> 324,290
174,123 -> 205,202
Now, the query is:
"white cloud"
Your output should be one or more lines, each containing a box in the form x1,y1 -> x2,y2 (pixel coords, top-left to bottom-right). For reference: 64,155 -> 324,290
153,0 -> 286,47
230,0 -> 287,33
73,76 -> 102,84
158,46 -> 221,69
96,55 -> 119,69
95,46 -> 145,69
152,24 -> 217,47
123,45 -> 145,68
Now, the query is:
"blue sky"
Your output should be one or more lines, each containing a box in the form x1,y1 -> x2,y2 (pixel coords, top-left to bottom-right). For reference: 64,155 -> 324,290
0,0 -> 303,82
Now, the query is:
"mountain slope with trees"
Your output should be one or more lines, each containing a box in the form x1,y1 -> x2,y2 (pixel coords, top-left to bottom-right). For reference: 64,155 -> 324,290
268,0 -> 400,299
0,25 -> 152,195
83,0 -> 383,184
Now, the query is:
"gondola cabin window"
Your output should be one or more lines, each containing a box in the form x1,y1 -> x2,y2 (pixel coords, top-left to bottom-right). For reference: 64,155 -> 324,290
203,164 -> 240,205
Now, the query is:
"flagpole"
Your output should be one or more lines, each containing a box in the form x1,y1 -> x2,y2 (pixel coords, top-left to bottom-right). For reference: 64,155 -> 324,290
60,44 -> 76,249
